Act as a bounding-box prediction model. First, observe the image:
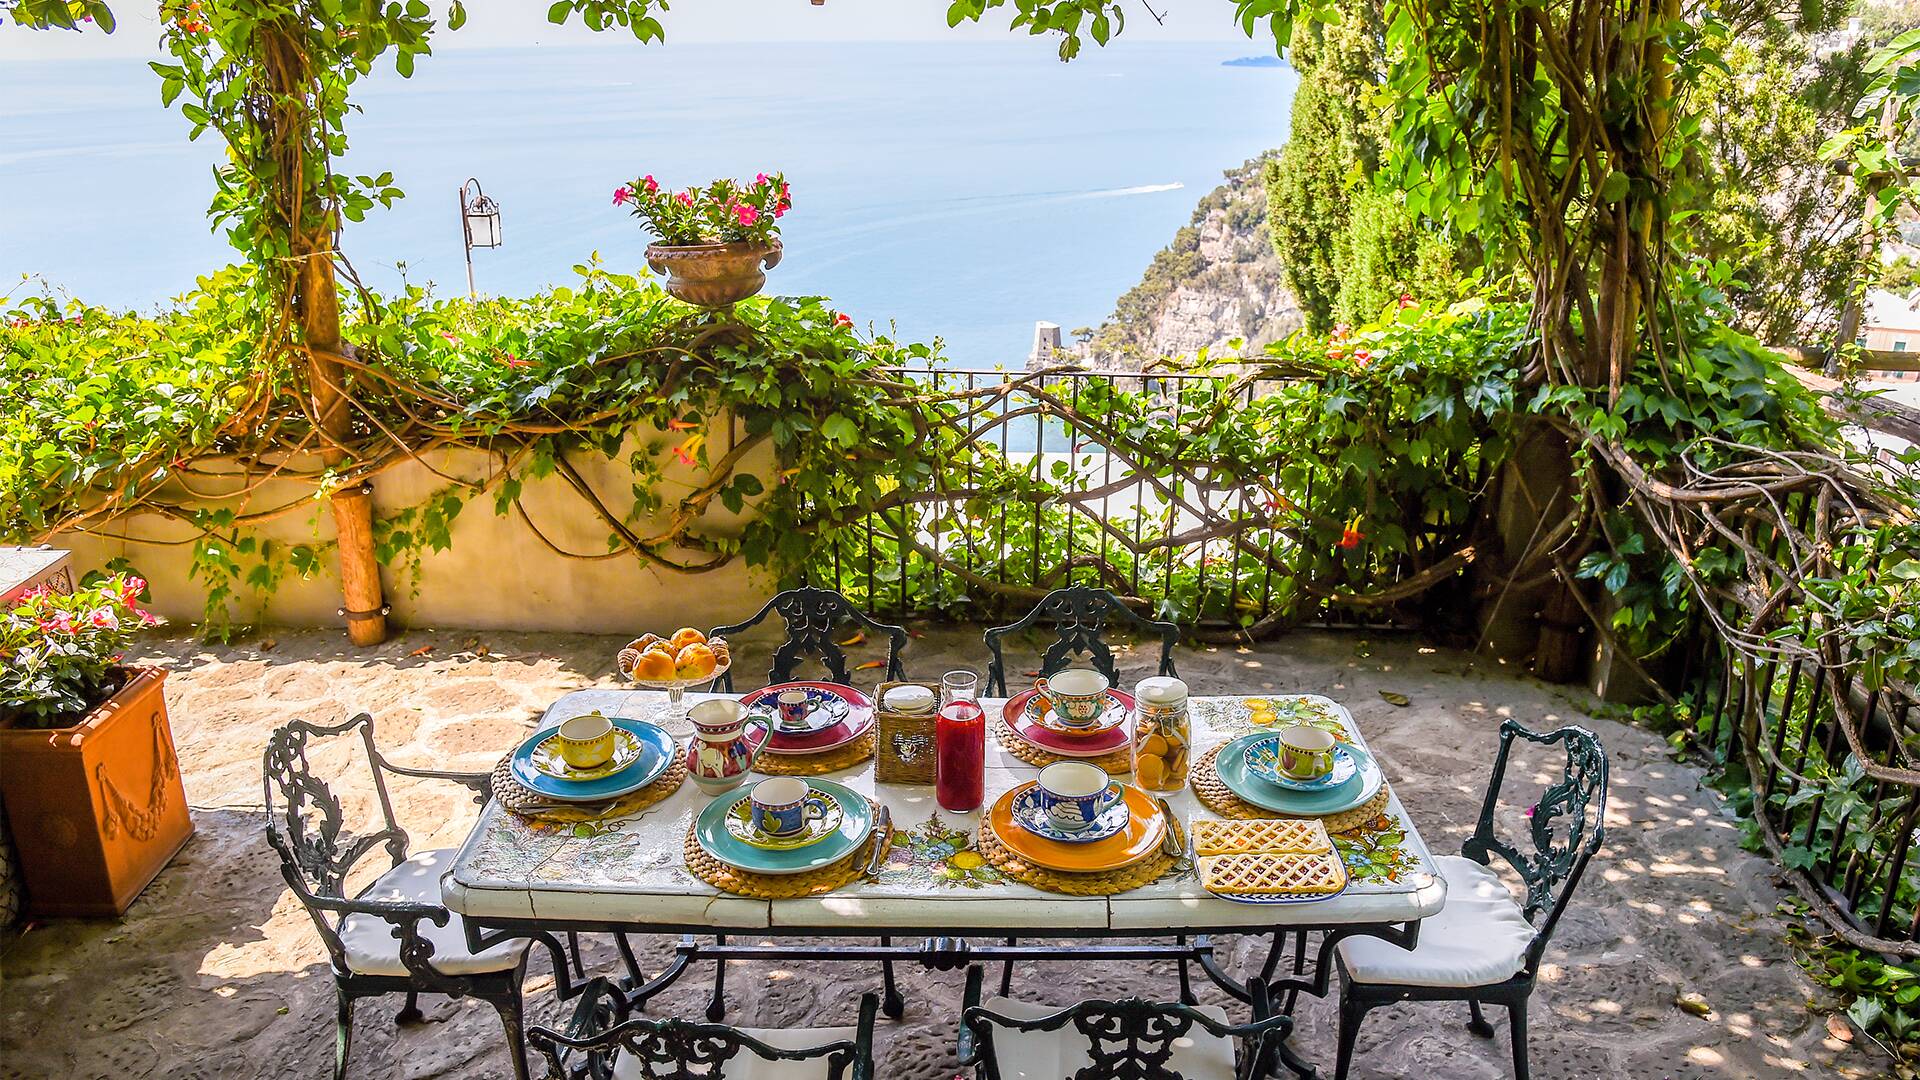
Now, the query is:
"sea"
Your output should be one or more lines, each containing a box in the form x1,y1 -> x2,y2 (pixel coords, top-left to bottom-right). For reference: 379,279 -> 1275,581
0,41 -> 1294,367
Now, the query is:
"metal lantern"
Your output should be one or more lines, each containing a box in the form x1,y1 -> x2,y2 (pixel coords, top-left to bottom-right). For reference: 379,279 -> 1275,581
458,177 -> 501,296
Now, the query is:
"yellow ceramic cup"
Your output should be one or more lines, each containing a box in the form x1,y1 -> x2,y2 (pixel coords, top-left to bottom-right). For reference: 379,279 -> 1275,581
554,713 -> 616,769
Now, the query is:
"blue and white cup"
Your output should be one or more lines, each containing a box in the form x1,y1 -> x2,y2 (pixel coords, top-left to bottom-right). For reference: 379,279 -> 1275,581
748,777 -> 830,839
1035,761 -> 1124,833
775,689 -> 813,728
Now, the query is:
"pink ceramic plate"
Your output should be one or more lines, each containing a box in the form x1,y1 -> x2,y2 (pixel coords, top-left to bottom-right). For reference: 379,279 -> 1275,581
1003,688 -> 1133,757
738,682 -> 876,756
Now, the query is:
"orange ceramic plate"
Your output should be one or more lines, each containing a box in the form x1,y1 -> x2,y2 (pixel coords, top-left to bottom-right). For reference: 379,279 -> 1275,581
988,780 -> 1167,873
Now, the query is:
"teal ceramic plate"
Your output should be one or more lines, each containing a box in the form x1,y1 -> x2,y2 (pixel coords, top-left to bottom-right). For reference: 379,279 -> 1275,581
723,789 -> 848,851
695,777 -> 873,875
510,717 -> 675,801
1216,735 -> 1382,815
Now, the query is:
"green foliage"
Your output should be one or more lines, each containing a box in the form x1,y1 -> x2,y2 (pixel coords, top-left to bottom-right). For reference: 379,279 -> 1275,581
828,298 -> 1532,625
4,263 -> 946,632
0,574 -> 161,727
1682,29 -> 1867,345
1263,0 -> 1464,334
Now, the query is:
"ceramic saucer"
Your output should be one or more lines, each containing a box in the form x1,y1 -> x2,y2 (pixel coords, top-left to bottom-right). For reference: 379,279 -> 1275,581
1002,689 -> 1132,758
1008,784 -> 1129,844
741,683 -> 850,735
722,789 -> 847,851
694,777 -> 872,875
1215,735 -> 1382,816
1027,689 -> 1129,738
1243,739 -> 1359,792
739,682 -> 876,756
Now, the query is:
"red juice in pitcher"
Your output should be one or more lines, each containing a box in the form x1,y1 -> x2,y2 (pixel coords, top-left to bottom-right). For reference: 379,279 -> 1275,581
935,699 -> 985,812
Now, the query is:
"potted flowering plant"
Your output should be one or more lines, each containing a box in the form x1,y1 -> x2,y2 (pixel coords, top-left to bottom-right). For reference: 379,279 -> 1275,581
0,575 -> 193,917
616,172 -> 790,306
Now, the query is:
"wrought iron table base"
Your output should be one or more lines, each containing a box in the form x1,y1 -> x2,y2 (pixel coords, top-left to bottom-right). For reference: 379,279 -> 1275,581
465,919 -> 1418,1078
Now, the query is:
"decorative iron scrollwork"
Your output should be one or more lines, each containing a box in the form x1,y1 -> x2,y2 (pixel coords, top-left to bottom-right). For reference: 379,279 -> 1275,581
710,587 -> 909,691
983,586 -> 1180,696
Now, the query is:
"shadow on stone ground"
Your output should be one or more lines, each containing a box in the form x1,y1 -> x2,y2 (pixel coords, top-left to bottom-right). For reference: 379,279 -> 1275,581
0,623 -> 1882,1078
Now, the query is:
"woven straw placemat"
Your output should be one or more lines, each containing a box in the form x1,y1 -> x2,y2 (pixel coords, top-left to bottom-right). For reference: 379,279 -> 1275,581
491,752 -> 687,824
683,798 -> 891,899
753,730 -> 877,776
992,714 -> 1132,774
977,818 -> 1177,896
1192,744 -> 1390,834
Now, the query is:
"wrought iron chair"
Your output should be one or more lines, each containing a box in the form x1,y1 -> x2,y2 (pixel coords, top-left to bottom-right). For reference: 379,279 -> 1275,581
982,585 -> 1179,696
960,965 -> 1292,1079
529,976 -> 880,1079
264,713 -> 568,1080
1330,719 -> 1609,1080
708,586 -> 910,692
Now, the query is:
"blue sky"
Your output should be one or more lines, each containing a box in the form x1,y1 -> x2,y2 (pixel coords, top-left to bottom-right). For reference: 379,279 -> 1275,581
2,0 -> 1254,60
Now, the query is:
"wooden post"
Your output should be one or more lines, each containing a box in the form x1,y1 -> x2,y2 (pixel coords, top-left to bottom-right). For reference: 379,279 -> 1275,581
300,252 -> 388,647
266,17 -> 387,648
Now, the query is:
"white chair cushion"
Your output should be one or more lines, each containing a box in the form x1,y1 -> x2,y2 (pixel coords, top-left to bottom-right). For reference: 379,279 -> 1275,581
1337,854 -> 1536,988
610,1025 -> 863,1080
338,848 -> 528,978
973,996 -> 1239,1080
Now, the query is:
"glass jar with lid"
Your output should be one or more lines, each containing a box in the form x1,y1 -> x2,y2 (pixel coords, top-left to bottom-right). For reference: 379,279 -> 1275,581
1131,675 -> 1190,793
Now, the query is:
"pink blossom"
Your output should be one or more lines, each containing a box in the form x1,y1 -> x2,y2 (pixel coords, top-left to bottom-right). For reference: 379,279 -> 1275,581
612,185 -> 631,206
734,204 -> 759,226
676,190 -> 695,208
755,172 -> 769,185
641,175 -> 659,194
89,608 -> 118,630
832,313 -> 853,329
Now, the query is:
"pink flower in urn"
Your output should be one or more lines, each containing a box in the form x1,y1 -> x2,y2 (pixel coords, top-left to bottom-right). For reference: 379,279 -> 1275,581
612,185 -> 631,207
734,204 -> 759,226
88,607 -> 119,630
676,190 -> 695,208
119,576 -> 146,605
641,175 -> 659,194
755,172 -> 769,185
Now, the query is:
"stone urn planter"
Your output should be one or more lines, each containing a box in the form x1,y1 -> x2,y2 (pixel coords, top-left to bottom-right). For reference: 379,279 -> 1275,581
0,666 -> 193,917
646,240 -> 783,307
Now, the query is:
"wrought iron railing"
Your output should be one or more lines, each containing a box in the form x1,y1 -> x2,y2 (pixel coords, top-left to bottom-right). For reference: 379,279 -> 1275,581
814,365 -> 1416,630
1670,471 -> 1920,955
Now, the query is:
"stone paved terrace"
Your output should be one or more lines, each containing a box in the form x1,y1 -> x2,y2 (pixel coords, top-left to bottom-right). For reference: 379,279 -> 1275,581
0,624 -> 1884,1079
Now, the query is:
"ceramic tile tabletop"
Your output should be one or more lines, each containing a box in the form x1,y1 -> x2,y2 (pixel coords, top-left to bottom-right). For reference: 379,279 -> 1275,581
444,690 -> 1445,932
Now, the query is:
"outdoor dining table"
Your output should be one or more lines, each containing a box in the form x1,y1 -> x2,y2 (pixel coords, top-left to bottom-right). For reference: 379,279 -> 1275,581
442,689 -> 1446,1070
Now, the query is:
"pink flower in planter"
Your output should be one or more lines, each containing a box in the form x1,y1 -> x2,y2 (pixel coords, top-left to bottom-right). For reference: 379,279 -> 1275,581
676,190 -> 695,208
88,608 -> 118,630
119,577 -> 146,605
734,204 -> 759,227
832,313 -> 853,329
613,185 -> 631,206
641,175 -> 659,194
756,172 -> 769,186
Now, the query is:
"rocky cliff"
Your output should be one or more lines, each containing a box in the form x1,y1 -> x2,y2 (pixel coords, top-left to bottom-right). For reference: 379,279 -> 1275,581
1082,153 -> 1301,366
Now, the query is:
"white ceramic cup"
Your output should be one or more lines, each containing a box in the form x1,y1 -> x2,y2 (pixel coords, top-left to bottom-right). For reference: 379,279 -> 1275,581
1035,760 -> 1123,832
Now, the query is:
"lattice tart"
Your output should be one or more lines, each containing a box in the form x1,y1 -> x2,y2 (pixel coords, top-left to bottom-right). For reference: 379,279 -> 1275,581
1199,851 -> 1348,898
1191,818 -> 1332,858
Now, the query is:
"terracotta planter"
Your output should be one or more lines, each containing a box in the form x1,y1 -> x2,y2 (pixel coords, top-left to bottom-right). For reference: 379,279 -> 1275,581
0,666 -> 193,917
646,240 -> 783,307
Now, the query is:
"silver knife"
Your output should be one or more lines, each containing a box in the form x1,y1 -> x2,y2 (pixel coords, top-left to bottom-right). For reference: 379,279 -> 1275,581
864,804 -> 894,879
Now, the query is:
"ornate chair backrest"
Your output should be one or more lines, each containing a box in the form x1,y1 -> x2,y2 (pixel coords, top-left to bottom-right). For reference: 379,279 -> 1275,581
982,586 -> 1180,696
1461,718 -> 1610,973
961,967 -> 1288,1080
528,983 -> 878,1080
261,714 -> 411,970
708,587 -> 909,692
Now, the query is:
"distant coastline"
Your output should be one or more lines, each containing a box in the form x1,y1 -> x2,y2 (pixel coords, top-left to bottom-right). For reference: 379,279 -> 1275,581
1222,55 -> 1285,67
